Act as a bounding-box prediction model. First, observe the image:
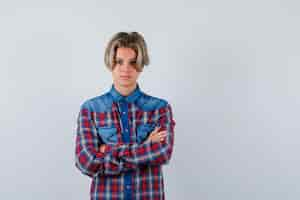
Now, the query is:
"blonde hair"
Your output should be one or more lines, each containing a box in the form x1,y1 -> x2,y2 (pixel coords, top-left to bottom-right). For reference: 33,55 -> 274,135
104,32 -> 150,72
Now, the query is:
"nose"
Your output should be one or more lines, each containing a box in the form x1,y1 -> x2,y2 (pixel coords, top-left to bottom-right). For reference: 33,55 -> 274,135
120,62 -> 133,72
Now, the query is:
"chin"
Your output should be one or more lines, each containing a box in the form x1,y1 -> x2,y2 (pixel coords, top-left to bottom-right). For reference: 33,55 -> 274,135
117,80 -> 135,87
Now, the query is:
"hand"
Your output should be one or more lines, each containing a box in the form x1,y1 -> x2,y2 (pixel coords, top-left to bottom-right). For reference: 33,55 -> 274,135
99,144 -> 106,153
145,126 -> 167,144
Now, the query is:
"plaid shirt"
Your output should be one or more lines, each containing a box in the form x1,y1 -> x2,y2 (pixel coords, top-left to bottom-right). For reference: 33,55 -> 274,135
75,83 -> 176,200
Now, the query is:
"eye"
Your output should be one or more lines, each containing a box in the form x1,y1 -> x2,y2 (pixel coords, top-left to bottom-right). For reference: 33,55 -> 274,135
116,59 -> 123,65
130,60 -> 137,65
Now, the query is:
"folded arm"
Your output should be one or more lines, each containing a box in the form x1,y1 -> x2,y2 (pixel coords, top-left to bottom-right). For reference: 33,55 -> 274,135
74,103 -> 138,178
106,103 -> 176,167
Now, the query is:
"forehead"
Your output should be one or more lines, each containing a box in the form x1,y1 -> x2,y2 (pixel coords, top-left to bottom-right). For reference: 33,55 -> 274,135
115,47 -> 136,59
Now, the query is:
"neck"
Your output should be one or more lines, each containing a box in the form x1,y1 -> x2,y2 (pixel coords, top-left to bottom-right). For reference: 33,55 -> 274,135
114,82 -> 137,96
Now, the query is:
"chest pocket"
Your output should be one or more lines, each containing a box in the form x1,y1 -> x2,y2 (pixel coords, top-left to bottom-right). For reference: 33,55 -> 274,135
136,123 -> 156,144
97,126 -> 118,144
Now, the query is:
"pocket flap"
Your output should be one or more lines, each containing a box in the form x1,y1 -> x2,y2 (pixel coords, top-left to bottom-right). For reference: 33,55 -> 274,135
97,126 -> 118,144
136,123 -> 156,143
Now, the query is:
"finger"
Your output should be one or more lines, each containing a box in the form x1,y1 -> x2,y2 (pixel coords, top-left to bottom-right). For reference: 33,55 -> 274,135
159,130 -> 167,134
159,135 -> 167,139
150,127 -> 159,135
156,131 -> 166,136
152,131 -> 163,137
158,132 -> 167,136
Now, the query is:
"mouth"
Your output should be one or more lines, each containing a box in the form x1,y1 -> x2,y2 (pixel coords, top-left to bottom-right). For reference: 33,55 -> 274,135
120,75 -> 131,79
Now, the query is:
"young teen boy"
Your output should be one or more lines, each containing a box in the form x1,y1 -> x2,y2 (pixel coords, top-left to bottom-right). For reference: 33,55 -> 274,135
75,32 -> 176,200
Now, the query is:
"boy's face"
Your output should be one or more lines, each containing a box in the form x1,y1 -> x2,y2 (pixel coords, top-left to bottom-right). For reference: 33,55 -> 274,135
112,47 -> 141,89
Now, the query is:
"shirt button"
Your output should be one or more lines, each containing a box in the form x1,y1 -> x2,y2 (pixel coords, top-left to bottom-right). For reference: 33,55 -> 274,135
122,111 -> 126,115
126,185 -> 131,189
125,128 -> 128,132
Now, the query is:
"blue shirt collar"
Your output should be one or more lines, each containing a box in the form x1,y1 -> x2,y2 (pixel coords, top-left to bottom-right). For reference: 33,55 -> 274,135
109,83 -> 142,103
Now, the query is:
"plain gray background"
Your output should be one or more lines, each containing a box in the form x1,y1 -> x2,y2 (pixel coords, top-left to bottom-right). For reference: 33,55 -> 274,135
1,0 -> 300,199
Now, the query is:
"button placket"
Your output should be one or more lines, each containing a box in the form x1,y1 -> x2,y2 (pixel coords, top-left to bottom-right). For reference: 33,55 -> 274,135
126,185 -> 131,189
119,100 -> 132,199
119,101 -> 130,143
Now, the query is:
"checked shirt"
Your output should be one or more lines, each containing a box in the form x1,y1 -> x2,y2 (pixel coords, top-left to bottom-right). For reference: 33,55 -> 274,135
75,83 -> 176,200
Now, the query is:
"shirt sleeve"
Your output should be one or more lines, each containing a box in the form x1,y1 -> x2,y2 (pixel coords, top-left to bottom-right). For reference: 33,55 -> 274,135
107,103 -> 176,167
74,103 -> 139,178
